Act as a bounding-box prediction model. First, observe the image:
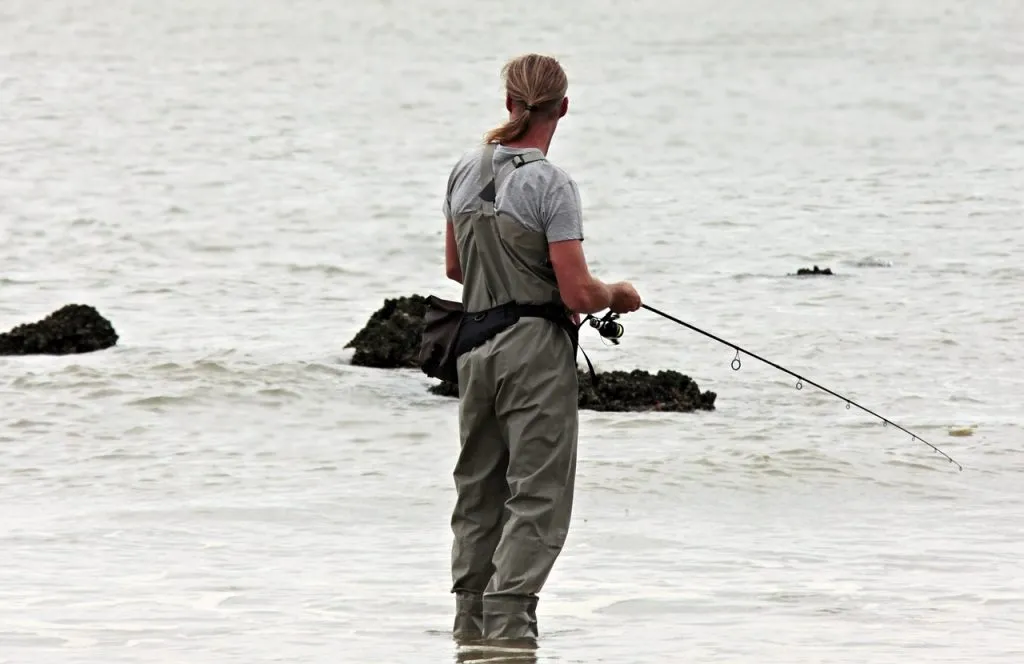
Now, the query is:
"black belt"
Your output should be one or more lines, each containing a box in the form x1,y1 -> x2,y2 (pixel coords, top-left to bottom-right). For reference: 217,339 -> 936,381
455,300 -> 596,384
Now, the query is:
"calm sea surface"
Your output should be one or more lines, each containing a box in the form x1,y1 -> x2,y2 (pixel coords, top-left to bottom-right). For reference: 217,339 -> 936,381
2,1 -> 1022,662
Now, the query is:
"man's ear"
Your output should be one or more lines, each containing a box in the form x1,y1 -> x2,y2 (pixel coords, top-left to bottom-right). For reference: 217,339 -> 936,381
506,94 -> 514,113
559,96 -> 569,118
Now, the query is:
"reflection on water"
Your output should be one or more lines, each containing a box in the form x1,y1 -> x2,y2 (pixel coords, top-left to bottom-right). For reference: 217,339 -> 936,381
454,644 -> 538,664
452,633 -> 539,663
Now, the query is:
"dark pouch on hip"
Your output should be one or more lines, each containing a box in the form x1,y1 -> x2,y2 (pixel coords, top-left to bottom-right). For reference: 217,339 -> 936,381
418,295 -> 465,384
453,304 -> 520,357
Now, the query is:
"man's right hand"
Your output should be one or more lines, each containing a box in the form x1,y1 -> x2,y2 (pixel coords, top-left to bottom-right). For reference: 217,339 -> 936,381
609,282 -> 642,313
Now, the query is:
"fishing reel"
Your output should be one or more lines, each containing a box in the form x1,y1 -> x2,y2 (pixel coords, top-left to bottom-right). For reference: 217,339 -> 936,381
587,310 -> 625,345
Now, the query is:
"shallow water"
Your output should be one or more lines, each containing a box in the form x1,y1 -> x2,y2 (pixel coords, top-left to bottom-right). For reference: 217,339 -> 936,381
2,0 -> 1023,662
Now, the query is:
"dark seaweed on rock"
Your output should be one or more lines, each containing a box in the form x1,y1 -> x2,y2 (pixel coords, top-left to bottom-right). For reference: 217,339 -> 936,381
344,295 -> 429,368
428,380 -> 460,398
795,265 -> 833,276
577,369 -> 716,412
0,304 -> 118,356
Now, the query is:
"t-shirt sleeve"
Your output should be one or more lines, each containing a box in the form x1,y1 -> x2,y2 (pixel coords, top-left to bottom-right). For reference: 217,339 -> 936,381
542,180 -> 584,242
442,167 -> 455,222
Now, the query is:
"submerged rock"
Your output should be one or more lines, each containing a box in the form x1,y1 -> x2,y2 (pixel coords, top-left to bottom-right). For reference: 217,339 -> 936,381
348,294 -> 717,413
0,304 -> 119,356
428,380 -> 460,398
795,265 -> 833,276
577,369 -> 716,412
344,295 -> 429,368
429,369 -> 717,413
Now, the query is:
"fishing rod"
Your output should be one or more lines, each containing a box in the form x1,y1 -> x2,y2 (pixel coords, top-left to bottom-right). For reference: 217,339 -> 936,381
584,305 -> 963,471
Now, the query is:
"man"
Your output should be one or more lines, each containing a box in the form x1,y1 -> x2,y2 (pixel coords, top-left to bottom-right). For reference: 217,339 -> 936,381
442,53 -> 642,646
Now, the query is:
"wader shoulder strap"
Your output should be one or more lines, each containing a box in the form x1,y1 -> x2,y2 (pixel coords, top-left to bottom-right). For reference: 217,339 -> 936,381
470,143 -> 502,304
477,143 -> 497,213
510,152 -> 545,168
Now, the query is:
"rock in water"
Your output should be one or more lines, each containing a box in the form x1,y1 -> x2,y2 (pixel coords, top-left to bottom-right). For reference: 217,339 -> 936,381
577,369 -> 716,412
0,304 -> 119,356
428,380 -> 460,398
344,295 -> 429,368
795,265 -> 833,276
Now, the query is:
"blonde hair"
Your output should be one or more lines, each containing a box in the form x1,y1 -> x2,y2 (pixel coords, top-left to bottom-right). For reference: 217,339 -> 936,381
484,54 -> 568,145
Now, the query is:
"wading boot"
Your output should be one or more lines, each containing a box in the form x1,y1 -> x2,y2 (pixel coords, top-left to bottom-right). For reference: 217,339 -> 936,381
482,595 -> 539,649
453,591 -> 484,643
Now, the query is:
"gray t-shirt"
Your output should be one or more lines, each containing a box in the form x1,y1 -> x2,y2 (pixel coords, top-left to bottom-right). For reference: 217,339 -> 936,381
442,144 -> 584,243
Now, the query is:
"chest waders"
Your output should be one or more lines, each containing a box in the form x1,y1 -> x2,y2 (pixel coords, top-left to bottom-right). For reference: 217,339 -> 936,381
446,144 -> 581,646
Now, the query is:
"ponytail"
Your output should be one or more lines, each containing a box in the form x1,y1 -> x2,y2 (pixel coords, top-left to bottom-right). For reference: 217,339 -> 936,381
484,106 -> 533,144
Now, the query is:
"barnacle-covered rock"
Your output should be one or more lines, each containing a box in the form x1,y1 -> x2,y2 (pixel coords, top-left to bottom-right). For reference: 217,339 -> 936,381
0,304 -> 119,355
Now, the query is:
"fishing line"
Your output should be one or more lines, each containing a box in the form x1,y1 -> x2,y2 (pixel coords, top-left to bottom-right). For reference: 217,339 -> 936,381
584,305 -> 963,471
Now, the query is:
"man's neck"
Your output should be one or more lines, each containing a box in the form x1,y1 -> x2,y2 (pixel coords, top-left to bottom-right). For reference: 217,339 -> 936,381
501,124 -> 555,155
